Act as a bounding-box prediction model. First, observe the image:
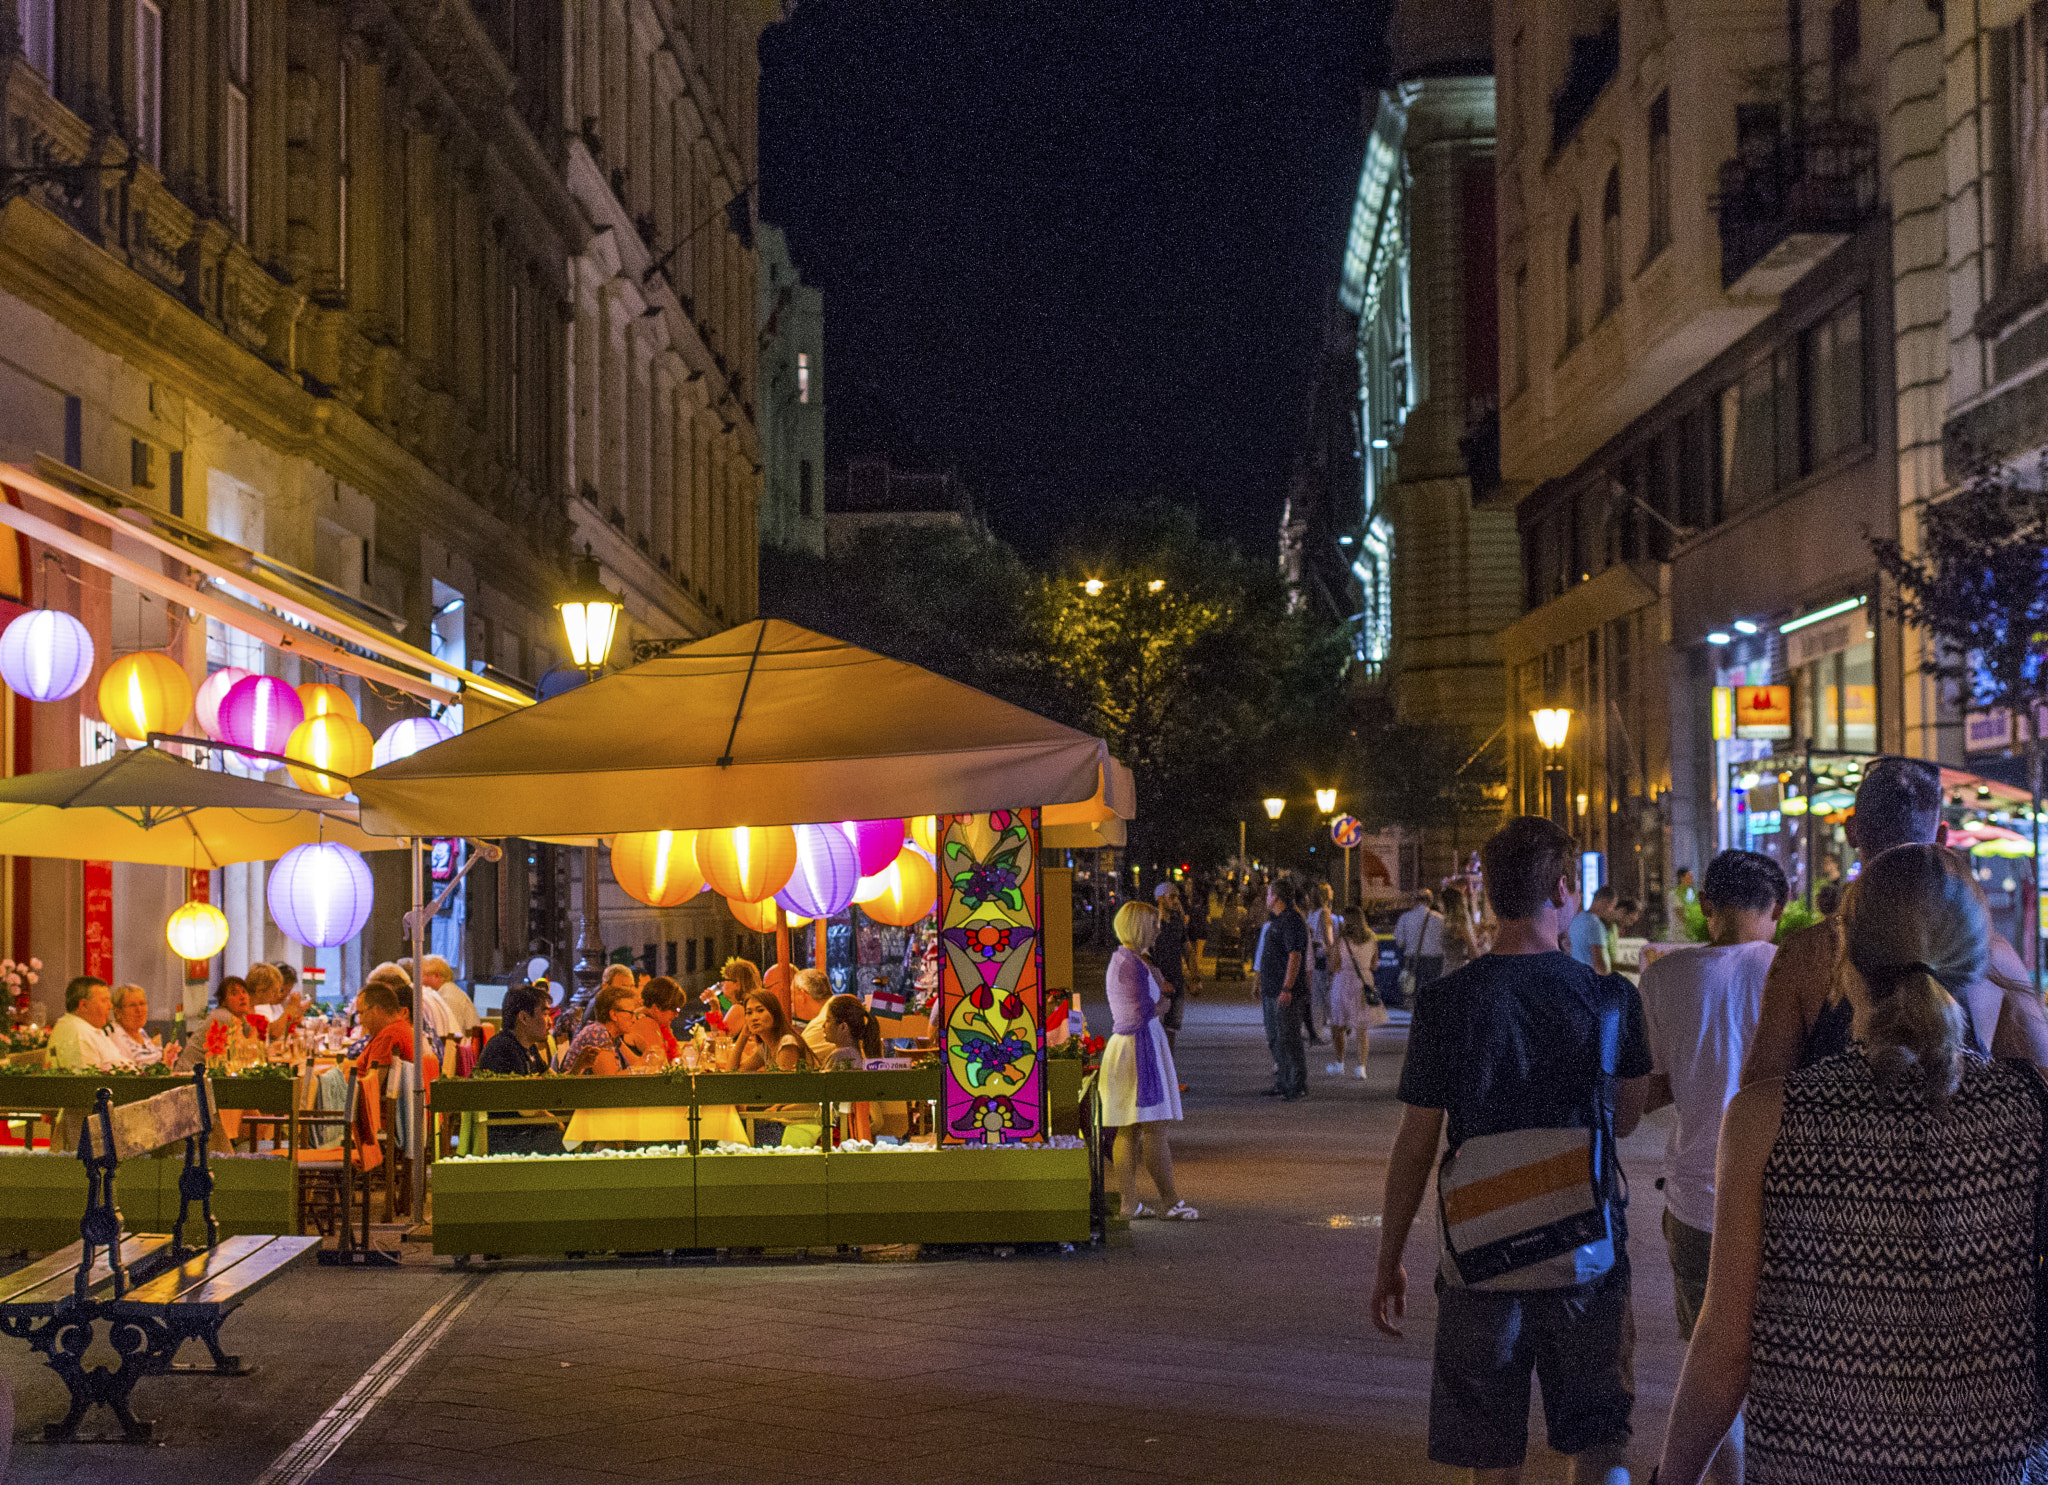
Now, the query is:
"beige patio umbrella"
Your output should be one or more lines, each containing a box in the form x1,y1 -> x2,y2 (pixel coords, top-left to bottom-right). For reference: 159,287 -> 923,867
354,619 -> 1134,838
0,745 -> 401,866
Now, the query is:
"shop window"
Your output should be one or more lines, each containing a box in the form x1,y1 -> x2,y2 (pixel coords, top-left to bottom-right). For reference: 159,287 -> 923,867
1797,637 -> 1876,753
797,351 -> 810,404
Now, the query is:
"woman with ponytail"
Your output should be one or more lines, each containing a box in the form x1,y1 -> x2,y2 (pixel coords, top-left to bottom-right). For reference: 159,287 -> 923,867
1657,843 -> 2048,1484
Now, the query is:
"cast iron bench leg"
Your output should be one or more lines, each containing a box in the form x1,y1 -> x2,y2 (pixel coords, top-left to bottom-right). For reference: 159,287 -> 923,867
164,1315 -> 250,1376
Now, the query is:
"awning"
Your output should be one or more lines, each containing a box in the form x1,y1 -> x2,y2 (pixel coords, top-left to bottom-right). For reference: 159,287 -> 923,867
0,460 -> 533,717
354,619 -> 1136,838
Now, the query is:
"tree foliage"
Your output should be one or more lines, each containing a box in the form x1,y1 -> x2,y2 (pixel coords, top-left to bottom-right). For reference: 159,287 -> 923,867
1871,457 -> 2048,715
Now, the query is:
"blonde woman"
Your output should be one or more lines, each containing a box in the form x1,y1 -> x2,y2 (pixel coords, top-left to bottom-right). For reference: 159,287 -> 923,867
1104,901 -> 1197,1220
1659,844 -> 2048,1484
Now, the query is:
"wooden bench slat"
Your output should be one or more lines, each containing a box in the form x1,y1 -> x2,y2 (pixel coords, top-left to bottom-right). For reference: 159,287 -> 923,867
0,1235 -> 174,1313
162,1236 -> 318,1312
0,1242 -> 89,1307
102,1235 -> 274,1310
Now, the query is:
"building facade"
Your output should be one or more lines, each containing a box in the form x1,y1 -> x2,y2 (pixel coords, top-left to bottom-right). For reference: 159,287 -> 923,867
756,223 -> 823,556
1494,0 -> 1896,917
0,0 -> 770,1011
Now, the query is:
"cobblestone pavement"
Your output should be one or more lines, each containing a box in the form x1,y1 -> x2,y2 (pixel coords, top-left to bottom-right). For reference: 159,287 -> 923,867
1,965 -> 1688,1484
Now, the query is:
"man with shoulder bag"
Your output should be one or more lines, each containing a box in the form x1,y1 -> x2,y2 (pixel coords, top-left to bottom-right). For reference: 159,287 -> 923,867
1372,816 -> 1651,1483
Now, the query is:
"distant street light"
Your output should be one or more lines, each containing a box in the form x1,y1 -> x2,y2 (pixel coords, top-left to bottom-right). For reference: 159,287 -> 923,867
1147,578 -> 1165,593
1263,796 -> 1286,821
1082,577 -> 1105,596
1531,707 -> 1573,826
1531,708 -> 1572,751
1314,787 -> 1337,813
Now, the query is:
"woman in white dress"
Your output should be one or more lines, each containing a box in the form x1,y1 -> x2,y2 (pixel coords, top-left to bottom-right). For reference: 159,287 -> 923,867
1102,902 -> 1198,1220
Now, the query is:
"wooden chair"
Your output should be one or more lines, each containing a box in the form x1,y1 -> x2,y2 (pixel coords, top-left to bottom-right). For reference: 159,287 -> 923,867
292,1068 -> 385,1241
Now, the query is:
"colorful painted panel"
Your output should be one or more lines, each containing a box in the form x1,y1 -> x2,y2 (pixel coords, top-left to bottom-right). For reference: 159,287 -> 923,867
936,809 -> 1043,1144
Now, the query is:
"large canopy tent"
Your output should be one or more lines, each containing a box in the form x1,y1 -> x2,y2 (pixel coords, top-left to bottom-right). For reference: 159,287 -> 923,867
353,620 -> 1133,837
0,745 -> 400,865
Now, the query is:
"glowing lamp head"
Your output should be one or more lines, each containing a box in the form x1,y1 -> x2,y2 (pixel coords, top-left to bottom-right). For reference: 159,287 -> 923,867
857,846 -> 938,927
97,651 -> 194,741
611,829 -> 706,908
0,609 -> 94,702
778,822 -> 861,919
556,549 -> 622,673
1262,797 -> 1285,821
165,900 -> 229,961
372,716 -> 455,769
695,824 -> 798,903
296,682 -> 358,723
1082,578 -> 1104,597
1532,707 -> 1573,751
267,841 -> 374,948
1314,788 -> 1337,813
284,714 -> 374,797
194,667 -> 254,740
219,675 -> 305,757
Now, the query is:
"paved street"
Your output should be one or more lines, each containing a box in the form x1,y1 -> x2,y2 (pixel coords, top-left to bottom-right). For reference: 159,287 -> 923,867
2,972 -> 1689,1484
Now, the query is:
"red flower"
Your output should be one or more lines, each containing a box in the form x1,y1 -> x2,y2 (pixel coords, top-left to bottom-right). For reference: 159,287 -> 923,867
204,1020 -> 229,1057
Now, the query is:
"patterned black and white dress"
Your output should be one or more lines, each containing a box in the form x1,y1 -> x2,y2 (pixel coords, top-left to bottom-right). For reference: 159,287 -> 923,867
1749,1047 -> 2048,1483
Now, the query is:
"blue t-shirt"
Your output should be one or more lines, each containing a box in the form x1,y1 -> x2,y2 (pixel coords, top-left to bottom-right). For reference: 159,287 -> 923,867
1567,909 -> 1608,967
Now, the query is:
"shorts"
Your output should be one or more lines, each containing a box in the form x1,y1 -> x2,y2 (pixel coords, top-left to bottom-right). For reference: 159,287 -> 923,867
1429,1261 -> 1635,1469
1662,1209 -> 1712,1340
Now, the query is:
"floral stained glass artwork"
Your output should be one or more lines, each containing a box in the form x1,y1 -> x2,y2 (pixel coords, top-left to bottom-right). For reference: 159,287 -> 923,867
936,808 -> 1043,1144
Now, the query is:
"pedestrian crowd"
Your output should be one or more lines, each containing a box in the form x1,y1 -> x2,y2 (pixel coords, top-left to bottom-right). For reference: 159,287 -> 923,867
1371,755 -> 2048,1484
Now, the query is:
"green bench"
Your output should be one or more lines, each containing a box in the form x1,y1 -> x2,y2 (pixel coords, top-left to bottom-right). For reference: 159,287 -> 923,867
0,1069 -> 319,1441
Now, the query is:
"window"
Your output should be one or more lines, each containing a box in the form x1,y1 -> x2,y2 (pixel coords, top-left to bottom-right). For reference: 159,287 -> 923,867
797,351 -> 809,404
507,278 -> 524,458
20,0 -> 53,82
225,0 -> 250,239
1992,15 -> 2048,289
337,59 -> 351,289
798,459 -> 813,518
136,0 -> 163,168
1564,216 -> 1583,351
1511,263 -> 1529,394
1721,358 -> 1778,513
1646,92 -> 1671,260
1600,168 -> 1622,317
1803,296 -> 1866,466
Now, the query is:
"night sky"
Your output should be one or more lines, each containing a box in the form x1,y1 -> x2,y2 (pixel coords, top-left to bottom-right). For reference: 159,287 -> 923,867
757,1 -> 1393,561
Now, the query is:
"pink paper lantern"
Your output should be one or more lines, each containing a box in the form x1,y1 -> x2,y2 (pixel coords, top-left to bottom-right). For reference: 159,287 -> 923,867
841,817 -> 907,877
218,674 -> 305,757
193,666 -> 254,740
779,822 -> 862,920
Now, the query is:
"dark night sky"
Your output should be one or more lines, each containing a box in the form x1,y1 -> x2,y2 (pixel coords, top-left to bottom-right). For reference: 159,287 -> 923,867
757,1 -> 1393,561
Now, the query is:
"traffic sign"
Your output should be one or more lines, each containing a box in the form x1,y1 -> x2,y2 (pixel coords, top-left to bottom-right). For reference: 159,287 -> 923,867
1330,814 -> 1363,848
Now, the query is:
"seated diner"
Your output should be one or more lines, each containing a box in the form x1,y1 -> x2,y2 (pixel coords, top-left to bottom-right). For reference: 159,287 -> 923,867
107,983 -> 176,1068
353,981 -> 441,1085
562,983 -> 662,1074
49,975 -> 122,1071
716,989 -> 812,1072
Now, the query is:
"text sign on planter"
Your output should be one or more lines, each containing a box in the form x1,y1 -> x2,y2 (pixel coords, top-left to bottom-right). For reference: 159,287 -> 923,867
936,808 -> 1044,1145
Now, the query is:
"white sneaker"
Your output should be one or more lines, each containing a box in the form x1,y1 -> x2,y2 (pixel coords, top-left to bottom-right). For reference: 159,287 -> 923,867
1354,1064 -> 1369,1080
1324,1061 -> 1344,1076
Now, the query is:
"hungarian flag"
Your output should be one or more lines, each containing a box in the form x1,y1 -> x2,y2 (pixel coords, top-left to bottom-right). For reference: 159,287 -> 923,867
871,984 -> 905,1016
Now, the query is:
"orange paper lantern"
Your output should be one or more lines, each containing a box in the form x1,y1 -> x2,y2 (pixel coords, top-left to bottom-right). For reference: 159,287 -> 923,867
726,894 -> 809,933
695,825 -> 798,903
908,814 -> 939,854
858,846 -> 938,927
611,829 -> 706,908
284,713 -> 374,797
296,682 -> 359,722
97,651 -> 194,741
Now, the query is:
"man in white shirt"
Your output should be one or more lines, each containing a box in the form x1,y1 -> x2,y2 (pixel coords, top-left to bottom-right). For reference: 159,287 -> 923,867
1392,890 -> 1445,999
48,976 -> 124,1071
1639,848 -> 1786,1485
421,955 -> 480,1036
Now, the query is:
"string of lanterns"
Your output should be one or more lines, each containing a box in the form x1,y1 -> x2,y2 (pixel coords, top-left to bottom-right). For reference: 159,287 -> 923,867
611,817 -> 941,928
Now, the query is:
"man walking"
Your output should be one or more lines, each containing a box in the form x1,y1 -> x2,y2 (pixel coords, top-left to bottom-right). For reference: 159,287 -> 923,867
1373,816 -> 1650,1483
1568,884 -> 1619,973
1257,879 -> 1309,1100
1393,890 -> 1445,1000
1639,849 -> 1785,1485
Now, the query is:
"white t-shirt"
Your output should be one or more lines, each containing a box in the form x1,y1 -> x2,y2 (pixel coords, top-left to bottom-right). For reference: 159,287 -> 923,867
1395,905 -> 1443,958
1638,939 -> 1777,1233
432,982 -> 482,1035
49,1012 -> 125,1071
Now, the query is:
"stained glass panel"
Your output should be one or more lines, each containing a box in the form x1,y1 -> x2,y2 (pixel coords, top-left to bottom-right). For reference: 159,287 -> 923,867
936,808 -> 1043,1144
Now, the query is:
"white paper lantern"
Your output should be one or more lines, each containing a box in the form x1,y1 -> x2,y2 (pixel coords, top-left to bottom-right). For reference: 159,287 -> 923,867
372,715 -> 454,768
194,666 -> 253,740
0,609 -> 94,702
267,841 -> 374,947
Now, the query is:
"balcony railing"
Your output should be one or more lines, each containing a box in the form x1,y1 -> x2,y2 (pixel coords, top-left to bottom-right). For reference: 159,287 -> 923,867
1715,119 -> 1878,290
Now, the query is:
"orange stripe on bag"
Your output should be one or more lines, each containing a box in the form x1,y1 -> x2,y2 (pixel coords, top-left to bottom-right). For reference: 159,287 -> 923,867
1441,1146 -> 1590,1228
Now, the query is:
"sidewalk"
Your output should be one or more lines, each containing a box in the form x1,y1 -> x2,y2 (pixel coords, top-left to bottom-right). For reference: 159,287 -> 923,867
1,975 -> 1689,1483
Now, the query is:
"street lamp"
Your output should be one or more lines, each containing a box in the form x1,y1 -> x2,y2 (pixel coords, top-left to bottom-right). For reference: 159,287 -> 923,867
557,547 -> 623,676
1531,707 -> 1573,826
1263,796 -> 1286,821
558,546 -> 624,1001
1082,577 -> 1104,597
1314,787 -> 1337,814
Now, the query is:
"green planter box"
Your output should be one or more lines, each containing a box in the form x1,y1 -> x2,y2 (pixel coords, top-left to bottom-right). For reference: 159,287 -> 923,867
827,1147 -> 1090,1245
0,1152 -> 88,1251
202,1155 -> 295,1238
432,1155 -> 695,1255
695,1151 -> 828,1248
1047,1059 -> 1084,1136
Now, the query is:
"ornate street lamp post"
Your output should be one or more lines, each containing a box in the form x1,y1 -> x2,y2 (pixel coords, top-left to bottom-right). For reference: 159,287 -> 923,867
557,548 -> 623,1000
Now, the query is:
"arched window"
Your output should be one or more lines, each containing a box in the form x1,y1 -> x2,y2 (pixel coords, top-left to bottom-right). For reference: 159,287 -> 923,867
1564,215 -> 1583,350
1601,167 -> 1622,315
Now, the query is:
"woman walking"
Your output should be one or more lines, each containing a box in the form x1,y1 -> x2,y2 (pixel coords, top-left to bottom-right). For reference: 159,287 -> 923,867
1325,916 -> 1384,1080
1657,843 -> 2048,1484
1103,901 -> 1197,1221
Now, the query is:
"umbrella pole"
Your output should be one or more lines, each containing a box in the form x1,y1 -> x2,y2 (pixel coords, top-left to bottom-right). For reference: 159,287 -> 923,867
775,904 -> 792,1013
409,837 -> 427,1209
814,917 -> 828,980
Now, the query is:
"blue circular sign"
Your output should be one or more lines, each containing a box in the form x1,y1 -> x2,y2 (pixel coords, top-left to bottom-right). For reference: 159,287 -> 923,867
1331,814 -> 1363,848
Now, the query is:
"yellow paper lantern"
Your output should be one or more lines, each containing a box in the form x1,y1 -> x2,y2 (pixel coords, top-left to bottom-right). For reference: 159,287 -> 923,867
97,651 -> 194,741
858,846 -> 938,927
695,825 -> 798,903
284,713 -> 375,797
909,814 -> 939,853
726,894 -> 809,933
296,682 -> 359,723
612,829 -> 706,908
165,900 -> 229,960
